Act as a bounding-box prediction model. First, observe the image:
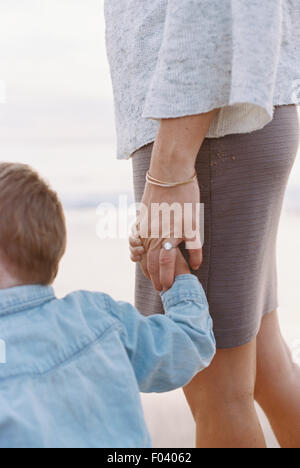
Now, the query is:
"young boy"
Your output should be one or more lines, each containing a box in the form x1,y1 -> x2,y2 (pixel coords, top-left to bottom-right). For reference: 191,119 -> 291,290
0,162 -> 215,448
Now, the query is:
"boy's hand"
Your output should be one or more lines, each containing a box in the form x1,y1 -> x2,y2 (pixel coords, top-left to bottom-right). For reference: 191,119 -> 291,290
129,234 -> 145,263
129,234 -> 190,290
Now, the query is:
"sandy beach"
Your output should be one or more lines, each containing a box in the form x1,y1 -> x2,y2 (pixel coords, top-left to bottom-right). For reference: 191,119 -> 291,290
54,206 -> 300,448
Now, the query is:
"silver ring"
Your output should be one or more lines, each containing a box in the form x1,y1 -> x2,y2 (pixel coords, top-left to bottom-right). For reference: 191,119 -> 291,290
163,242 -> 174,251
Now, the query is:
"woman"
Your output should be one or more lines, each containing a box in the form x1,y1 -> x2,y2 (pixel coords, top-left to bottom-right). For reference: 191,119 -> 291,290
105,0 -> 300,448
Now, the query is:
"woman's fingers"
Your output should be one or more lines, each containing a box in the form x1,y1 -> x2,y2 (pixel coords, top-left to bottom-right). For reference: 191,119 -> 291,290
147,245 -> 162,291
159,245 -> 177,291
139,255 -> 150,280
174,249 -> 191,276
185,231 -> 203,270
129,219 -> 200,286
187,248 -> 203,271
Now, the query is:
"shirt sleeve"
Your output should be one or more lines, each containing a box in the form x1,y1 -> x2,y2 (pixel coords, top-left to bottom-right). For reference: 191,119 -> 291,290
143,0 -> 283,132
105,275 -> 216,393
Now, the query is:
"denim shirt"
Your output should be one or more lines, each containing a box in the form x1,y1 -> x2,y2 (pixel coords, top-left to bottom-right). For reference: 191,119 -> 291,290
0,275 -> 215,448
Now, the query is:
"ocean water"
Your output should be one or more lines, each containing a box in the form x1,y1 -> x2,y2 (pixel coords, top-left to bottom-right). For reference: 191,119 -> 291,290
2,140 -> 300,214
1,0 -> 299,214
2,140 -> 134,209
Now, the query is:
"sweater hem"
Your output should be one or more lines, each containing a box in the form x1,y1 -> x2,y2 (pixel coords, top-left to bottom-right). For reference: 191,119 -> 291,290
117,100 -> 298,160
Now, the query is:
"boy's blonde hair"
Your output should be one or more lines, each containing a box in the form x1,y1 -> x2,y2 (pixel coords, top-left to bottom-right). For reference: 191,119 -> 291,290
0,163 -> 66,285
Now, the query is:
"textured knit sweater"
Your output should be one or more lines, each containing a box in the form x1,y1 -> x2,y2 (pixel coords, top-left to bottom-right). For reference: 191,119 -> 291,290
105,0 -> 300,160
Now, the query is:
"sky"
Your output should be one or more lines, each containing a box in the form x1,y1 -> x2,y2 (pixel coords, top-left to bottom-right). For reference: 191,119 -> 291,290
0,0 -> 114,143
0,0 -> 135,196
0,0 -> 299,198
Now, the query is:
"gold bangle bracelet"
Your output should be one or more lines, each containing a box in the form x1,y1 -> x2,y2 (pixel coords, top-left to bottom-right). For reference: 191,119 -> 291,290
146,171 -> 197,188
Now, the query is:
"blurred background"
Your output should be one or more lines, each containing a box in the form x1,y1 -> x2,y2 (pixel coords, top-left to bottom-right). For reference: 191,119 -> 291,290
0,0 -> 299,448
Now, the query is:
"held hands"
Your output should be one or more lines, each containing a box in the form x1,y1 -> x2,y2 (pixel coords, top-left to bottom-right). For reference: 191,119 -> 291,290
129,111 -> 216,292
132,178 -> 202,292
129,170 -> 202,291
129,234 -> 191,284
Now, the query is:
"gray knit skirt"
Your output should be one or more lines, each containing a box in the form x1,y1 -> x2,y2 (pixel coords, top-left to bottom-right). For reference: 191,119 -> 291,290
132,105 -> 299,348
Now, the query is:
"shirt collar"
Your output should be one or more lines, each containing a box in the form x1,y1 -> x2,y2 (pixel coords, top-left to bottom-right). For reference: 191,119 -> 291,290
0,285 -> 55,316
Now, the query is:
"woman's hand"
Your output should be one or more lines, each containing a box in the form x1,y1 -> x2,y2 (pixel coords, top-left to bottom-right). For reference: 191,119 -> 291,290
129,235 -> 191,282
132,110 -> 217,291
137,178 -> 202,291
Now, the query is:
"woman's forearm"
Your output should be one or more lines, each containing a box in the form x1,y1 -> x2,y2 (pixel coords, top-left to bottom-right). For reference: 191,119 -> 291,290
138,109 -> 217,290
150,110 -> 218,181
